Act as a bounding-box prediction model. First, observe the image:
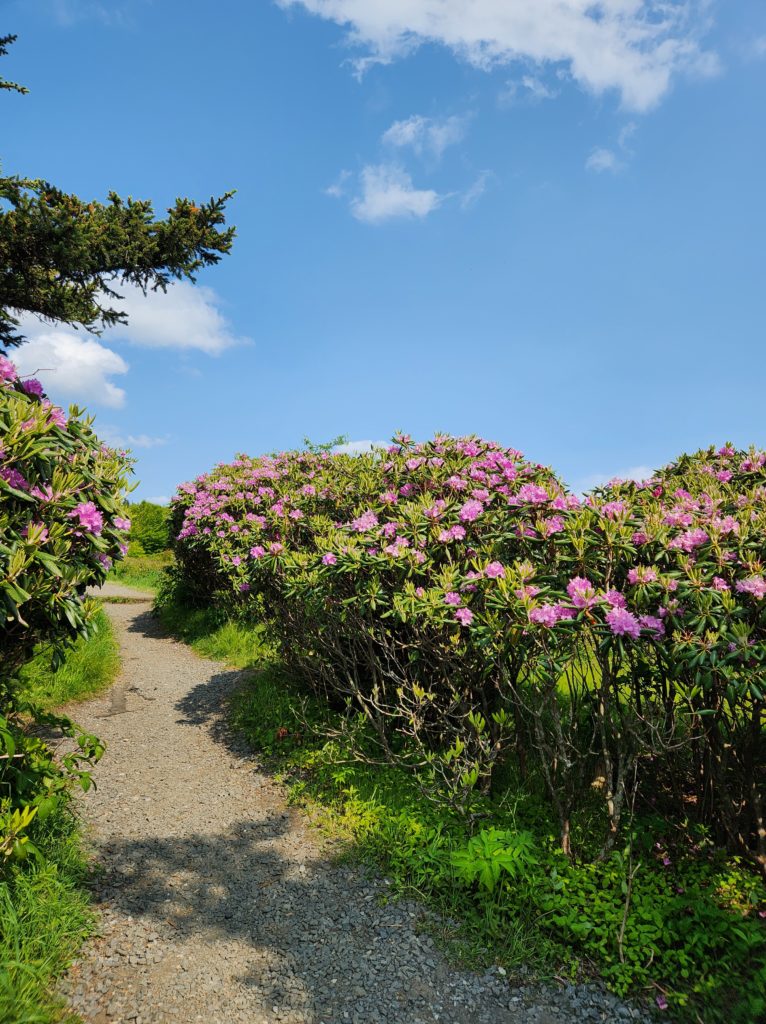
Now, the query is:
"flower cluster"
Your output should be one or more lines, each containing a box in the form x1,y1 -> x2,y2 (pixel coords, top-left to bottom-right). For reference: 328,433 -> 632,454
1,356 -> 133,677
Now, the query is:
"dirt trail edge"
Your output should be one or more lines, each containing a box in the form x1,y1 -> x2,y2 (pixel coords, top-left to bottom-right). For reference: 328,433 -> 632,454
62,585 -> 649,1024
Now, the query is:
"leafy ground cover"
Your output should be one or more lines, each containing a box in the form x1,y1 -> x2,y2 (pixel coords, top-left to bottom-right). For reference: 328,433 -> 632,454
157,595 -> 766,1024
1,614 -> 121,1024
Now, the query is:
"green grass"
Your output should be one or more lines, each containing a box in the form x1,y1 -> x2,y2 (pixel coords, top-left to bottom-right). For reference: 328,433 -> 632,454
17,610 -> 120,710
160,597 -> 766,1024
1,610 -> 122,1022
108,550 -> 173,592
0,807 -> 93,1024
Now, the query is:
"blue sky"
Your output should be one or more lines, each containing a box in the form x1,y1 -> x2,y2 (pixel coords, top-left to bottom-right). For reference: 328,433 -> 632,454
3,0 -> 765,500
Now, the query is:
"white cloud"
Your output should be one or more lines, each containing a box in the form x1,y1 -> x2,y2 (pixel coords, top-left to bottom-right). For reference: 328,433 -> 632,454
278,0 -> 717,111
334,439 -> 388,454
382,113 -> 467,159
351,164 -> 443,223
105,280 -> 248,355
587,119 -> 638,173
13,327 -> 129,409
144,495 -> 171,506
99,428 -> 170,450
499,73 -> 558,106
325,169 -> 352,197
460,170 -> 492,210
586,147 -> 621,173
573,464 -> 656,494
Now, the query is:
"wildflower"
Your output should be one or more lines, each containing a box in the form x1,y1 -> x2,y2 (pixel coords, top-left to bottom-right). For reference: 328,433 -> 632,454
639,615 -> 665,637
567,576 -> 597,609
605,607 -> 641,639
712,577 -> 730,591
484,561 -> 505,579
735,576 -> 766,599
455,607 -> 474,626
517,483 -> 549,504
289,508 -> 304,520
351,510 -> 379,532
627,567 -> 658,585
528,605 -> 559,627
322,553 -> 337,565
656,995 -> 668,1011
444,592 -> 462,606
21,378 -> 44,397
0,355 -> 18,383
601,500 -> 626,519
539,515 -> 564,536
69,501 -> 104,535
250,545 -> 266,559
415,586 -> 425,597
458,499 -> 484,522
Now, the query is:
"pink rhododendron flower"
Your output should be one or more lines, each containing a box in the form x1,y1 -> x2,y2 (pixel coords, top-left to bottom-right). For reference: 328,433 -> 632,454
380,490 -> 398,504
735,576 -> 766,599
515,585 -> 541,599
668,528 -> 709,552
239,583 -> 251,592
455,607 -> 474,626
632,531 -> 649,546
289,508 -> 304,520
458,499 -> 484,522
567,576 -> 597,609
517,483 -> 549,504
444,591 -> 462,606
605,607 -> 641,639
69,501 -> 104,535
604,589 -> 627,608
250,545 -> 266,559
539,515 -> 564,537
627,567 -> 658,585
484,561 -> 505,579
114,517 -> 131,531
639,615 -> 665,637
269,542 -> 284,555
446,475 -> 467,491
321,553 -> 337,565
529,604 -> 559,627
0,467 -> 29,491
415,586 -> 425,597
601,500 -> 626,519
351,510 -> 379,532
716,470 -> 733,483
301,484 -> 316,496
21,378 -> 44,397
712,576 -> 730,591
0,355 -> 18,383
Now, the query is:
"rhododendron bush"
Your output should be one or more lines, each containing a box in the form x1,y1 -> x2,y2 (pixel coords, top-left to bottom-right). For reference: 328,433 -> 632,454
1,354 -> 131,847
169,436 -> 766,874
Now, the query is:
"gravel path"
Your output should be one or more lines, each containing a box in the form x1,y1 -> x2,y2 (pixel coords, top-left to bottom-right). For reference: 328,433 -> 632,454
62,584 -> 654,1024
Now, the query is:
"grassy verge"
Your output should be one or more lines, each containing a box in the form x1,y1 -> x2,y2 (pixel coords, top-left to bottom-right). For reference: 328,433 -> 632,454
17,610 -> 119,710
1,610 -> 122,1022
0,807 -> 93,1024
158,599 -> 766,1024
108,550 -> 172,592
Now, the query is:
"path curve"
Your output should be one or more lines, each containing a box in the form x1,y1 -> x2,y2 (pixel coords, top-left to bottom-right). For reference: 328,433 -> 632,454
62,585 -> 648,1024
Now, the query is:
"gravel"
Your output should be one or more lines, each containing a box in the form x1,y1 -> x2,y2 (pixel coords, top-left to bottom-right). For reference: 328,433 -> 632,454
61,584 -> 657,1024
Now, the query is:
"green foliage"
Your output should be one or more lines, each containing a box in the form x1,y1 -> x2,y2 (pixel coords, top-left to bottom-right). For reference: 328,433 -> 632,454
0,802 -> 94,1024
108,549 -> 173,592
0,35 -> 234,350
127,501 -> 170,554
